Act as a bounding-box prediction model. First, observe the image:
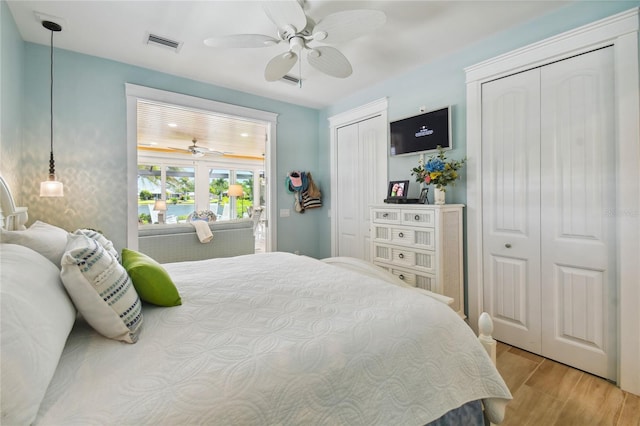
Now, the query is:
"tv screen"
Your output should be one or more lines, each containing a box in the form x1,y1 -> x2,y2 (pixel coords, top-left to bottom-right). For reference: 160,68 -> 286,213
390,107 -> 451,156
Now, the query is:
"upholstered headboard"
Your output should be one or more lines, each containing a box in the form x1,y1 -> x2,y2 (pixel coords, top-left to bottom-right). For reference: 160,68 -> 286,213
0,175 -> 28,230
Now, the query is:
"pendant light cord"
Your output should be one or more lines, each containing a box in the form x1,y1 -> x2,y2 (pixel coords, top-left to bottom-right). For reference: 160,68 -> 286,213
48,27 -> 55,176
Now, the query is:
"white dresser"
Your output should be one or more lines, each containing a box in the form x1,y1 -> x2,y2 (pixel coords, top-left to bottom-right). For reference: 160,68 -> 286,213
370,204 -> 465,317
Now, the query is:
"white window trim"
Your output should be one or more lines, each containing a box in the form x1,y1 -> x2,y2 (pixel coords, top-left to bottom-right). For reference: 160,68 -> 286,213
125,83 -> 278,251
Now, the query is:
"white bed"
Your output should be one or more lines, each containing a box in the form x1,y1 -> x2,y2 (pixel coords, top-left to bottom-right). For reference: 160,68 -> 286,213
0,176 -> 511,425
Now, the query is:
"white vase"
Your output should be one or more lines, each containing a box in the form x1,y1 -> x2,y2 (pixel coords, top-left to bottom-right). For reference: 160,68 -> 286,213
434,187 -> 446,205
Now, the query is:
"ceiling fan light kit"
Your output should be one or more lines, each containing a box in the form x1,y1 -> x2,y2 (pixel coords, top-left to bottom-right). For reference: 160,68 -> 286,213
204,0 -> 386,84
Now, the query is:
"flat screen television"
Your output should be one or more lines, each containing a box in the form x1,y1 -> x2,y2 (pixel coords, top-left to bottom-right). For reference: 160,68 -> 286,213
389,106 -> 452,156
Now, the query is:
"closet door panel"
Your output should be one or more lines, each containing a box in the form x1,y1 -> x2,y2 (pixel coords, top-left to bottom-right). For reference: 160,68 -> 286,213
540,47 -> 616,380
358,115 -> 386,262
336,124 -> 360,257
481,69 -> 542,353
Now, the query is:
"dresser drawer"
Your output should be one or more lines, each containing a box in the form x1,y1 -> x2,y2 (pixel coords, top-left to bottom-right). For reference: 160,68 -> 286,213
401,209 -> 435,227
372,243 -> 436,274
374,262 -> 438,293
371,208 -> 401,224
371,224 -> 435,250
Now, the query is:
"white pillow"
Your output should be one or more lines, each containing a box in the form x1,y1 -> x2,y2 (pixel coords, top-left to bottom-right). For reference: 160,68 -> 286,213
73,228 -> 119,261
0,243 -> 77,425
0,221 -> 69,268
60,234 -> 143,343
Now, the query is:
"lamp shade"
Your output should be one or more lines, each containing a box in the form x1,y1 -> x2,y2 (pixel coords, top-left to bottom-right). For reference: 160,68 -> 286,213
228,184 -> 243,197
40,178 -> 64,197
153,200 -> 167,211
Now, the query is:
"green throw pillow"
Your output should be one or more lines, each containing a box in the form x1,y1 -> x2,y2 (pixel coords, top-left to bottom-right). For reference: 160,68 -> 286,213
121,248 -> 182,307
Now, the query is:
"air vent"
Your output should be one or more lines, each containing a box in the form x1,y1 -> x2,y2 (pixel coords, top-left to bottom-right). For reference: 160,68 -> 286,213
281,74 -> 301,85
145,32 -> 183,52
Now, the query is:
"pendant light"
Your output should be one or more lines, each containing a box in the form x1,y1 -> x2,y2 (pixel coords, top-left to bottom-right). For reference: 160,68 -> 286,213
39,20 -> 64,197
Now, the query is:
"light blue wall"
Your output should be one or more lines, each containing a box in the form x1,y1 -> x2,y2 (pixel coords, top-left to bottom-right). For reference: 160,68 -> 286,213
18,44 -> 320,254
0,0 -> 24,199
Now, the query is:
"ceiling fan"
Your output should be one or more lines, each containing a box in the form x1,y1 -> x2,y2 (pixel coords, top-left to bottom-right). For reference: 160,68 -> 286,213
204,0 -> 386,82
169,138 -> 224,158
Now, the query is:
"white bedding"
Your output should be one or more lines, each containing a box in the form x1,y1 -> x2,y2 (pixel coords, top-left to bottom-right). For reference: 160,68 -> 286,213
35,252 -> 510,425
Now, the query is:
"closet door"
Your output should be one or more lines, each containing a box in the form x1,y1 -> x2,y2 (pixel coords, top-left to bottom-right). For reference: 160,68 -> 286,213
335,115 -> 386,260
540,47 -> 616,379
482,47 -> 616,380
481,69 -> 542,353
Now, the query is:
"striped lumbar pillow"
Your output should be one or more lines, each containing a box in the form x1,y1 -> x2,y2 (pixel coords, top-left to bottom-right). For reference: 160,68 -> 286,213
73,228 -> 120,262
61,234 -> 143,343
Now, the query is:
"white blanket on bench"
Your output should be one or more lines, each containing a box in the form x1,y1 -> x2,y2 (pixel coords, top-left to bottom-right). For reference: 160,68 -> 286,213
191,220 -> 213,243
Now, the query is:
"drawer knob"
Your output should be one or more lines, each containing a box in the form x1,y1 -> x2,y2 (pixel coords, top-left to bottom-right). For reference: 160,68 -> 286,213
505,243 -> 512,248
383,213 -> 389,218
414,214 -> 420,221
398,232 -> 404,238
398,274 -> 405,280
398,253 -> 404,259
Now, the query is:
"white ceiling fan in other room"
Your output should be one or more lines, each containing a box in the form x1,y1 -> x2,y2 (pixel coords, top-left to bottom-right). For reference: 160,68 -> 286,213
204,0 -> 386,84
168,138 -> 225,158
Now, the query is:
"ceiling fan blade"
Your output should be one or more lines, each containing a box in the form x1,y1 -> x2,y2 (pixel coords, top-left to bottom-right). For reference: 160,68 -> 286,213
262,0 -> 307,33
204,34 -> 279,48
264,51 -> 298,81
168,146 -> 190,152
312,10 -> 386,43
307,46 -> 352,78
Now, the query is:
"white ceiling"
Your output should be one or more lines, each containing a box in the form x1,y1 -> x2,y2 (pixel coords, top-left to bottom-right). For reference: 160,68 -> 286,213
7,0 -> 570,109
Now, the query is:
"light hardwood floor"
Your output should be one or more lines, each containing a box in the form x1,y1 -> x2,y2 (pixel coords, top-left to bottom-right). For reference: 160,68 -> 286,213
496,341 -> 640,426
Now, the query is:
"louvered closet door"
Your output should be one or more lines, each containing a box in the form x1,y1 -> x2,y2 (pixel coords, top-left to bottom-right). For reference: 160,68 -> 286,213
482,47 -> 616,380
540,47 -> 616,380
482,68 -> 542,354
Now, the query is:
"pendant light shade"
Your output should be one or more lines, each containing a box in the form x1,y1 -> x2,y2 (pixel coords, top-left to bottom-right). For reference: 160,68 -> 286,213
40,20 -> 64,197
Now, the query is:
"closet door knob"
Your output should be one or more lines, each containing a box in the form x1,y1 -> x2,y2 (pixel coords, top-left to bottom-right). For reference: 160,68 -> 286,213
505,243 -> 512,248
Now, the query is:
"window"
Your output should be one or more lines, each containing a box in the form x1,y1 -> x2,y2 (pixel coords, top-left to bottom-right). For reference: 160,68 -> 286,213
236,170 -> 254,219
138,159 -> 262,223
126,84 -> 278,251
209,169 -> 229,219
137,163 -> 195,224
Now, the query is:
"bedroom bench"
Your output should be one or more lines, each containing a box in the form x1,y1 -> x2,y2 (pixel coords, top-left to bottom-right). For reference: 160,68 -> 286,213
137,219 -> 254,263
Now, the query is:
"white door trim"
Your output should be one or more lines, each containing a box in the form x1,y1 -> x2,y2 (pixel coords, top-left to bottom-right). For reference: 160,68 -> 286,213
465,7 -> 639,394
125,84 -> 278,252
328,98 -> 388,257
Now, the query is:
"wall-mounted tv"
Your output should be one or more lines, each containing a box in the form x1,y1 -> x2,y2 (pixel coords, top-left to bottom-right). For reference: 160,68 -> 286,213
390,106 -> 452,156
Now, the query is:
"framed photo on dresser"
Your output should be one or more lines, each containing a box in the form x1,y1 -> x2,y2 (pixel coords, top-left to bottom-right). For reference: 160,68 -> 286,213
419,187 -> 429,204
387,180 -> 409,199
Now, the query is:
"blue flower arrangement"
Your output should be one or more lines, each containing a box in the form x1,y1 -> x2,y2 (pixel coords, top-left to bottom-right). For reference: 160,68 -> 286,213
411,146 -> 466,191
